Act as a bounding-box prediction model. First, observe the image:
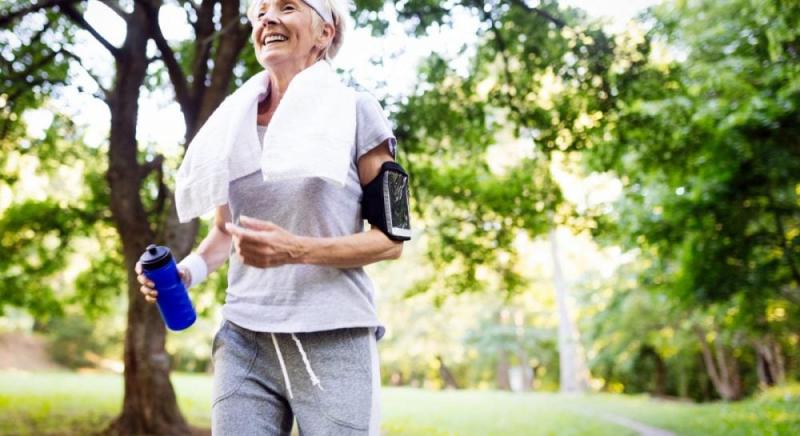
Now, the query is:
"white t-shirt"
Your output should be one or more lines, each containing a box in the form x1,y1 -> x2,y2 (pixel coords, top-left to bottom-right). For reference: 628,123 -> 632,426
222,91 -> 397,341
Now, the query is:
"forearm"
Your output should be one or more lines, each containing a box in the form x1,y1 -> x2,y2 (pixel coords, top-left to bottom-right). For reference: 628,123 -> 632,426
195,225 -> 233,273
297,227 -> 402,268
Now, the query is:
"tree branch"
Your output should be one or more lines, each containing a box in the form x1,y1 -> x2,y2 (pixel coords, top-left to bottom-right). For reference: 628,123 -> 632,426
482,8 -> 526,125
149,156 -> 167,219
138,154 -> 165,181
136,0 -> 192,113
507,0 -> 566,28
769,198 -> 800,287
0,0 -> 80,28
189,0 -> 218,109
5,51 -> 59,81
176,0 -> 199,15
197,0 -> 250,130
98,0 -> 130,21
61,48 -> 111,102
2,22 -> 55,81
61,3 -> 122,59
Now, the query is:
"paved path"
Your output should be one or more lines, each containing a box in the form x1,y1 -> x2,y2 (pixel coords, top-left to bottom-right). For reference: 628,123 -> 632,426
564,405 -> 676,436
593,411 -> 676,436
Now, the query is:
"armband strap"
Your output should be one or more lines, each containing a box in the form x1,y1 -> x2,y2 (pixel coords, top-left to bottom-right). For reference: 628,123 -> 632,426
361,161 -> 412,241
178,253 -> 208,288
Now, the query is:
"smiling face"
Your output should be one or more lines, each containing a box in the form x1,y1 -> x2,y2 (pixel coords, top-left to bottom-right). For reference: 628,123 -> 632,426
249,0 -> 333,70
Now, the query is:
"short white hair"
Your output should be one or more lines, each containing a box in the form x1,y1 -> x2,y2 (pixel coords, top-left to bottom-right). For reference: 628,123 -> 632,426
247,0 -> 347,61
310,0 -> 347,61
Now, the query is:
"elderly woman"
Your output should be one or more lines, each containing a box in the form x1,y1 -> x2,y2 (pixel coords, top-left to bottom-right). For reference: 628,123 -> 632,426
135,0 -> 409,434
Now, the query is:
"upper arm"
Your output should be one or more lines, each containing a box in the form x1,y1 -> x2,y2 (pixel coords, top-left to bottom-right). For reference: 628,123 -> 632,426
354,92 -> 397,186
357,139 -> 394,186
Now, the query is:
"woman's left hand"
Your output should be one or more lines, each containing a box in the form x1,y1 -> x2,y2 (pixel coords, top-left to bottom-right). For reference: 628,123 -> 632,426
225,215 -> 306,268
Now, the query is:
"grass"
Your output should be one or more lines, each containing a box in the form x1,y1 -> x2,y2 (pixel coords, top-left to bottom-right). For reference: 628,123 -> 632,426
0,371 -> 797,435
564,385 -> 800,436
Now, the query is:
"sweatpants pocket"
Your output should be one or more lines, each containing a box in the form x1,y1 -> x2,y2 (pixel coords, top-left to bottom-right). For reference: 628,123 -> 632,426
212,320 -> 258,406
307,328 -> 373,430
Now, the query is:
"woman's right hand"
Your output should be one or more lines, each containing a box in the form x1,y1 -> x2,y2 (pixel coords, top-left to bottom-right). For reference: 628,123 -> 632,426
135,261 -> 189,304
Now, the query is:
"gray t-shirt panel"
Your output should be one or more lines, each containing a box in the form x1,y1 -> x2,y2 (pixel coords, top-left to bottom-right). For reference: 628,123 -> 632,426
223,91 -> 396,341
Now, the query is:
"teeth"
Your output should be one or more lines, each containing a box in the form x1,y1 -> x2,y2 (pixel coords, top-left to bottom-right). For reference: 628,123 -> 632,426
263,34 -> 287,44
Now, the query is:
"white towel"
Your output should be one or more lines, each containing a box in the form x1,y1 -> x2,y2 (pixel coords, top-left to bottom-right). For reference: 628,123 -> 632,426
174,61 -> 357,223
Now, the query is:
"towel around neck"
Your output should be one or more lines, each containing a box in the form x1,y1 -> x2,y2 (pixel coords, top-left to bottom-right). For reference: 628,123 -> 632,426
174,61 -> 357,223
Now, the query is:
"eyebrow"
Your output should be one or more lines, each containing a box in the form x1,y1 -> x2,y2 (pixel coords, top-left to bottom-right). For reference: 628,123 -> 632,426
256,0 -> 298,11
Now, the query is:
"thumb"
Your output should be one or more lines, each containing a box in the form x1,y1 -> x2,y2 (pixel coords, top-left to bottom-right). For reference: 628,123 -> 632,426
178,266 -> 191,286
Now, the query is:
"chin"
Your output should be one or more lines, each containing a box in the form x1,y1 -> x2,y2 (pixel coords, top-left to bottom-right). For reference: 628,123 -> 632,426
258,51 -> 291,69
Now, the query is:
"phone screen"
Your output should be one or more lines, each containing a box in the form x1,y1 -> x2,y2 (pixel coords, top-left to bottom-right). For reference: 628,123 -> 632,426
387,171 -> 410,230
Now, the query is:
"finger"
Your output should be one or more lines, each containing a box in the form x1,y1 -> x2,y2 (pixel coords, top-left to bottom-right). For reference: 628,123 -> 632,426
240,215 -> 276,231
145,295 -> 157,304
135,261 -> 142,274
137,275 -> 155,288
225,222 -> 246,237
228,225 -> 261,242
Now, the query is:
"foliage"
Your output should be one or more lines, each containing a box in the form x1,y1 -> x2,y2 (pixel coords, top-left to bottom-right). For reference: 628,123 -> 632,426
42,315 -> 119,369
587,0 -> 800,313
576,0 -> 800,399
0,113 -> 109,319
376,1 -> 616,301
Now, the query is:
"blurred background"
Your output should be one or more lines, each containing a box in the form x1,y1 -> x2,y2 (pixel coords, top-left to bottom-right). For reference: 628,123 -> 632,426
0,0 -> 798,434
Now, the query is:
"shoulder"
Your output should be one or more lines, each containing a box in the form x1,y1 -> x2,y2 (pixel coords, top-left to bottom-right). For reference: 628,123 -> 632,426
355,91 -> 388,116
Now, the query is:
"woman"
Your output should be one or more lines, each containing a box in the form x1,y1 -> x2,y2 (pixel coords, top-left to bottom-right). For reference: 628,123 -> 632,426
135,0 -> 404,434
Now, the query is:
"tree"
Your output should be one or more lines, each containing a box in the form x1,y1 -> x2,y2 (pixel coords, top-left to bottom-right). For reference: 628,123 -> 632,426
584,0 -> 800,399
355,0 -> 616,394
1,0 -> 253,432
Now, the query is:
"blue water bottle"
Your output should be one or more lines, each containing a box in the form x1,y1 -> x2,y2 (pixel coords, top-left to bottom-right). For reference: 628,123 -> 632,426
139,244 -> 197,331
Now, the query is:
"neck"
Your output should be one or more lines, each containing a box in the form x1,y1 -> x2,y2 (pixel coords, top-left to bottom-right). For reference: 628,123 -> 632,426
262,57 -> 321,112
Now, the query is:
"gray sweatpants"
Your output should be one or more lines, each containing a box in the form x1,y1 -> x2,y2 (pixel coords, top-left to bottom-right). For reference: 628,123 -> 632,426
211,320 -> 381,435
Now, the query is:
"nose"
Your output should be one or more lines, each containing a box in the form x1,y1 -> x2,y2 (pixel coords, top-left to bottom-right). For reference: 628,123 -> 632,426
259,8 -> 279,25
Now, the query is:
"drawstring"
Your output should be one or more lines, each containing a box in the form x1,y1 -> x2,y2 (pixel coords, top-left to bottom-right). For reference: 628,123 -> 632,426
292,333 -> 324,391
270,333 -> 293,399
270,332 -> 324,400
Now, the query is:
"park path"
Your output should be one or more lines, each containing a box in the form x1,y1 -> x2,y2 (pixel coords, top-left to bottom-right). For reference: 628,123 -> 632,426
592,411 -> 676,436
563,404 -> 676,436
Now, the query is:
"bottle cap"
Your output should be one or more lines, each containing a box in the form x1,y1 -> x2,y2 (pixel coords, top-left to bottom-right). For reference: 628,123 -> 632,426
139,244 -> 173,270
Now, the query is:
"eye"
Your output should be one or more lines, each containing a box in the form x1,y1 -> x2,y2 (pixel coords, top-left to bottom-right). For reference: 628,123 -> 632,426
283,4 -> 295,11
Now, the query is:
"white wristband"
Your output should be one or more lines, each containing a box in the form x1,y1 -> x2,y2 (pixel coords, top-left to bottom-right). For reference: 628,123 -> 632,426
178,253 -> 208,288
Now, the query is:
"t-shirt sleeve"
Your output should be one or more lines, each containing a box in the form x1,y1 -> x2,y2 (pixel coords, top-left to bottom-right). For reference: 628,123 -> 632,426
355,91 -> 397,162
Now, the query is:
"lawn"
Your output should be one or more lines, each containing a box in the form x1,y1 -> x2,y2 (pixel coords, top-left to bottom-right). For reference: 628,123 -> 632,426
0,371 -> 797,435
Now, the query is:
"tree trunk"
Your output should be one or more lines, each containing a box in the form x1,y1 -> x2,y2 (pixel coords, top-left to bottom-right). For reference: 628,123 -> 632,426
640,345 -> 667,396
754,336 -> 786,387
436,355 -> 460,389
517,348 -> 532,392
550,229 -> 590,393
694,326 -> 743,401
496,350 -> 511,391
103,5 -> 191,435
102,1 -> 249,432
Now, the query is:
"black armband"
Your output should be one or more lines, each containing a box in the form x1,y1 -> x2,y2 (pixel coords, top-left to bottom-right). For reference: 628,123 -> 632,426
361,161 -> 412,241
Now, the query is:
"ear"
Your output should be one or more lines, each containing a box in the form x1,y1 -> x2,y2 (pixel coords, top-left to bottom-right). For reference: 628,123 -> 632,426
316,22 -> 335,51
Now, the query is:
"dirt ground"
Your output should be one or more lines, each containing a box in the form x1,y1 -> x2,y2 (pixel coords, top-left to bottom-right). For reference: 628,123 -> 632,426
0,331 -> 62,371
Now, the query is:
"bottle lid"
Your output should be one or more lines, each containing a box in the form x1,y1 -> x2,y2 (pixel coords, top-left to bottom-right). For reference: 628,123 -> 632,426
139,244 -> 172,270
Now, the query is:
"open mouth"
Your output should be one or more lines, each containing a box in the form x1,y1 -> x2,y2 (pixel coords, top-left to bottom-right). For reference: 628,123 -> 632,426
262,33 -> 288,46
